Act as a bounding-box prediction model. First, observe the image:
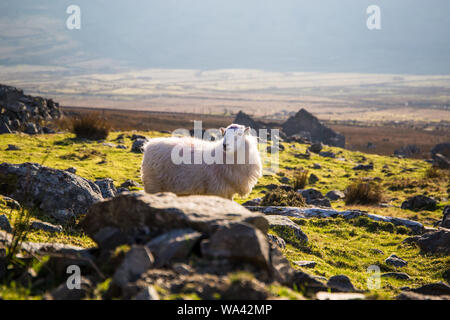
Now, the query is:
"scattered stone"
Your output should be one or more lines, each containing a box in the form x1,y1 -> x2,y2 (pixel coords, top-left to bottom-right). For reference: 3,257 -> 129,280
352,163 -> 374,171
133,285 -> 160,300
65,167 -> 77,174
280,177 -> 290,184
316,292 -> 365,300
294,261 -> 316,268
267,234 -> 286,249
385,254 -> 408,267
5,144 -> 20,151
401,195 -> 437,211
146,229 -> 202,267
116,144 -> 127,149
30,221 -> 63,233
309,143 -> 323,154
327,275 -> 356,292
50,276 -> 92,300
312,163 -> 322,169
299,189 -> 331,207
265,215 -> 308,242
318,151 -> 336,158
131,138 -> 148,153
410,282 -> 450,296
326,190 -> 345,201
264,183 -> 293,192
381,272 -> 410,280
0,214 -> 12,233
120,179 -> 141,189
94,178 -> 117,199
442,206 -> 450,229
403,229 -> 450,255
113,245 -> 154,288
0,162 -> 103,222
308,173 -> 319,184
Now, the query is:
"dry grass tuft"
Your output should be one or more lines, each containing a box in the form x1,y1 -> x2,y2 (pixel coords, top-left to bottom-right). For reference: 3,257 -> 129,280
344,180 -> 383,205
70,113 -> 110,140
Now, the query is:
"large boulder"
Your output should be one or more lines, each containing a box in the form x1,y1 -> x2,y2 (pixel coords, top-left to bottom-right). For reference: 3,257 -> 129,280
81,192 -> 269,249
401,195 -> 437,211
281,108 -> 345,147
233,111 -> 263,132
0,162 -> 103,222
403,229 -> 450,255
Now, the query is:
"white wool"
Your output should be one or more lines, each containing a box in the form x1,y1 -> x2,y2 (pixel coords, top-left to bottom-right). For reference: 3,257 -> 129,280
141,126 -> 262,199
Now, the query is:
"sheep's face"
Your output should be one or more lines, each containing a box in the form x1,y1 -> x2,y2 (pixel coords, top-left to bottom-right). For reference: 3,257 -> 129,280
220,124 -> 250,154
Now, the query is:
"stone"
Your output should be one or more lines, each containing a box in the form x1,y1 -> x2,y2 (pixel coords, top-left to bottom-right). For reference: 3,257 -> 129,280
120,179 -> 141,189
308,173 -> 319,184
233,111 -> 262,131
294,260 -> 316,268
410,282 -> 450,296
65,167 -> 77,174
403,230 -> 450,255
316,292 -> 365,300
0,120 -> 12,134
267,234 -> 286,249
443,206 -> 450,229
352,163 -> 374,171
431,142 -> 450,159
396,292 -> 449,300
318,151 -> 336,158
327,275 -> 356,292
24,122 -> 40,135
381,272 -> 411,280
50,277 -> 92,300
385,254 -> 408,267
113,245 -> 154,288
0,214 -> 12,233
265,215 -> 308,243
242,198 -> 262,206
326,190 -> 345,201
299,188 -> 331,207
280,177 -> 290,184
401,195 -> 437,211
432,153 -> 450,169
146,229 -> 202,267
312,163 -> 322,169
94,178 -> 117,199
131,138 -> 148,153
0,162 -> 103,222
281,108 -> 345,147
309,143 -> 323,154
291,270 -> 328,294
201,223 -> 270,269
172,263 -> 194,275
81,192 -> 269,249
5,144 -> 20,151
116,144 -> 127,149
133,285 -> 160,300
130,134 -> 147,141
31,221 -> 63,233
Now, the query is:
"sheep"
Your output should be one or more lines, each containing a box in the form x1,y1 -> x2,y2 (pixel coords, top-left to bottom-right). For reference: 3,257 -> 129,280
141,124 -> 262,199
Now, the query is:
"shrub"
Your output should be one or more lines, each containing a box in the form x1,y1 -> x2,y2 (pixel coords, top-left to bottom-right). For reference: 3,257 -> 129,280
70,113 -> 110,140
344,180 -> 383,205
292,167 -> 309,190
261,188 -> 306,207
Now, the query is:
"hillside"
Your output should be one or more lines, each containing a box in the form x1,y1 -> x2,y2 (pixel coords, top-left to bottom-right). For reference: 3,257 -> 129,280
0,131 -> 448,300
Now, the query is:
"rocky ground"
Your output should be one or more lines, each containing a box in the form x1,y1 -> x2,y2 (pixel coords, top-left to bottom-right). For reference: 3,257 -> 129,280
0,129 -> 449,300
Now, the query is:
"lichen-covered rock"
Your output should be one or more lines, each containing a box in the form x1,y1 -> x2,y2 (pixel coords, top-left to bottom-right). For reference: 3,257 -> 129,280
385,254 -> 408,267
94,178 -> 117,199
403,229 -> 450,255
327,275 -> 356,292
131,138 -> 148,153
401,195 -> 437,211
0,162 -> 103,222
265,215 -> 308,243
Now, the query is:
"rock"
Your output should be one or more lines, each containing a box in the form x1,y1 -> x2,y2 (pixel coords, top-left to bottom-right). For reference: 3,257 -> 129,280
116,144 -> 127,149
326,190 -> 345,201
0,120 -> 12,134
396,291 -> 449,300
172,263 -> 194,275
316,292 -> 365,300
50,277 -> 92,300
385,254 -> 408,267
130,134 -> 147,141
131,138 -> 148,153
312,163 -> 322,169
133,285 -> 160,300
352,163 -> 374,171
146,229 -> 202,267
309,143 -> 323,154
31,221 -> 63,233
102,142 -> 115,148
24,122 -> 40,135
327,275 -> 356,292
81,192 -> 269,249
403,230 -> 450,255
291,270 -> 328,294
65,167 -> 77,174
381,272 -> 411,280
201,223 -> 270,269
113,245 -> 154,288
318,151 -> 336,158
432,153 -> 450,169
369,248 -> 384,255
265,215 -> 308,243
242,198 -> 262,206
299,188 -> 331,207
431,142 -> 450,159
442,206 -> 450,229
0,162 -> 103,222
233,111 -> 263,131
116,187 -> 128,194
282,108 -> 345,147
410,282 -> 450,296
308,173 -> 319,184
401,195 -> 437,211
120,179 -> 141,189
0,214 -> 12,233
1,196 -> 21,210
5,144 -> 20,151
294,260 -> 316,268
267,234 -> 286,249
280,177 -> 290,184
94,178 -> 117,199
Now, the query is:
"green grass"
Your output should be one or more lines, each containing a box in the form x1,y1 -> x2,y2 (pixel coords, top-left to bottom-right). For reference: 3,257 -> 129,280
0,131 -> 448,299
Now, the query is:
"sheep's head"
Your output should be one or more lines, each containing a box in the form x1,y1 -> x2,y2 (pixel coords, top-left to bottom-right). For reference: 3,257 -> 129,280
220,124 -> 250,154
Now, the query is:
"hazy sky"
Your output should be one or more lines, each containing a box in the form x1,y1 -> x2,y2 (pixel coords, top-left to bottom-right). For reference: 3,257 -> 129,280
1,0 -> 450,74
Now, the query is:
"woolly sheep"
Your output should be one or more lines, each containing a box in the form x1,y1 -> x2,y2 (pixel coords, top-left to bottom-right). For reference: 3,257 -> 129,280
141,124 -> 262,199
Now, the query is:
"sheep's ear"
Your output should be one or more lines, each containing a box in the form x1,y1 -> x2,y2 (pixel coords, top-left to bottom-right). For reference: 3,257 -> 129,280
220,127 -> 226,135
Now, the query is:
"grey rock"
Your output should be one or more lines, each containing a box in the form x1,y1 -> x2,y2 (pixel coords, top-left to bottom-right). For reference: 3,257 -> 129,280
265,215 -> 308,243
326,190 -> 345,201
116,144 -> 127,149
201,223 -> 270,269
432,153 -> 450,169
120,179 -> 141,189
280,177 -> 290,184
312,163 -> 322,169
242,198 -> 262,206
299,188 -> 331,207
443,206 -> 450,229
172,263 -> 194,275
1,196 -> 21,210
102,142 -> 115,148
116,187 -> 128,194
403,230 -> 450,255
309,143 -> 323,154
81,192 -> 269,249
5,144 -> 20,151
24,122 -> 40,135
65,167 -> 77,174
381,272 -> 411,280
133,285 -> 160,300
401,195 -> 437,211
113,245 -> 154,288
385,254 -> 407,267
0,162 -> 103,222
327,275 -> 356,292
94,178 -> 117,199
308,173 -> 319,184
31,221 -> 63,233
0,120 -> 12,134
131,134 -> 147,141
410,282 -> 450,296
294,260 -> 316,268
131,138 -> 148,153
352,163 -> 374,171
50,277 -> 92,300
233,111 -> 263,131
431,142 -> 450,159
0,214 -> 12,233
291,270 -> 328,294
146,228 -> 202,267
319,151 -> 336,158
267,233 -> 286,249
396,291 -> 449,300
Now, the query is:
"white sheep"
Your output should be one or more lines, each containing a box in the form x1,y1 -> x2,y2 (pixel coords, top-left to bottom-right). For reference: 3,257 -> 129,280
141,124 -> 262,199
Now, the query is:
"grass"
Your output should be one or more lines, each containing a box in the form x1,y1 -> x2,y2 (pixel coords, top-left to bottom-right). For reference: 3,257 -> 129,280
68,113 -> 111,141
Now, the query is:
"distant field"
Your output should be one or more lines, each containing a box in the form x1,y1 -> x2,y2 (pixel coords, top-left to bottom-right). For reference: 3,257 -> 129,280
62,106 -> 449,159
